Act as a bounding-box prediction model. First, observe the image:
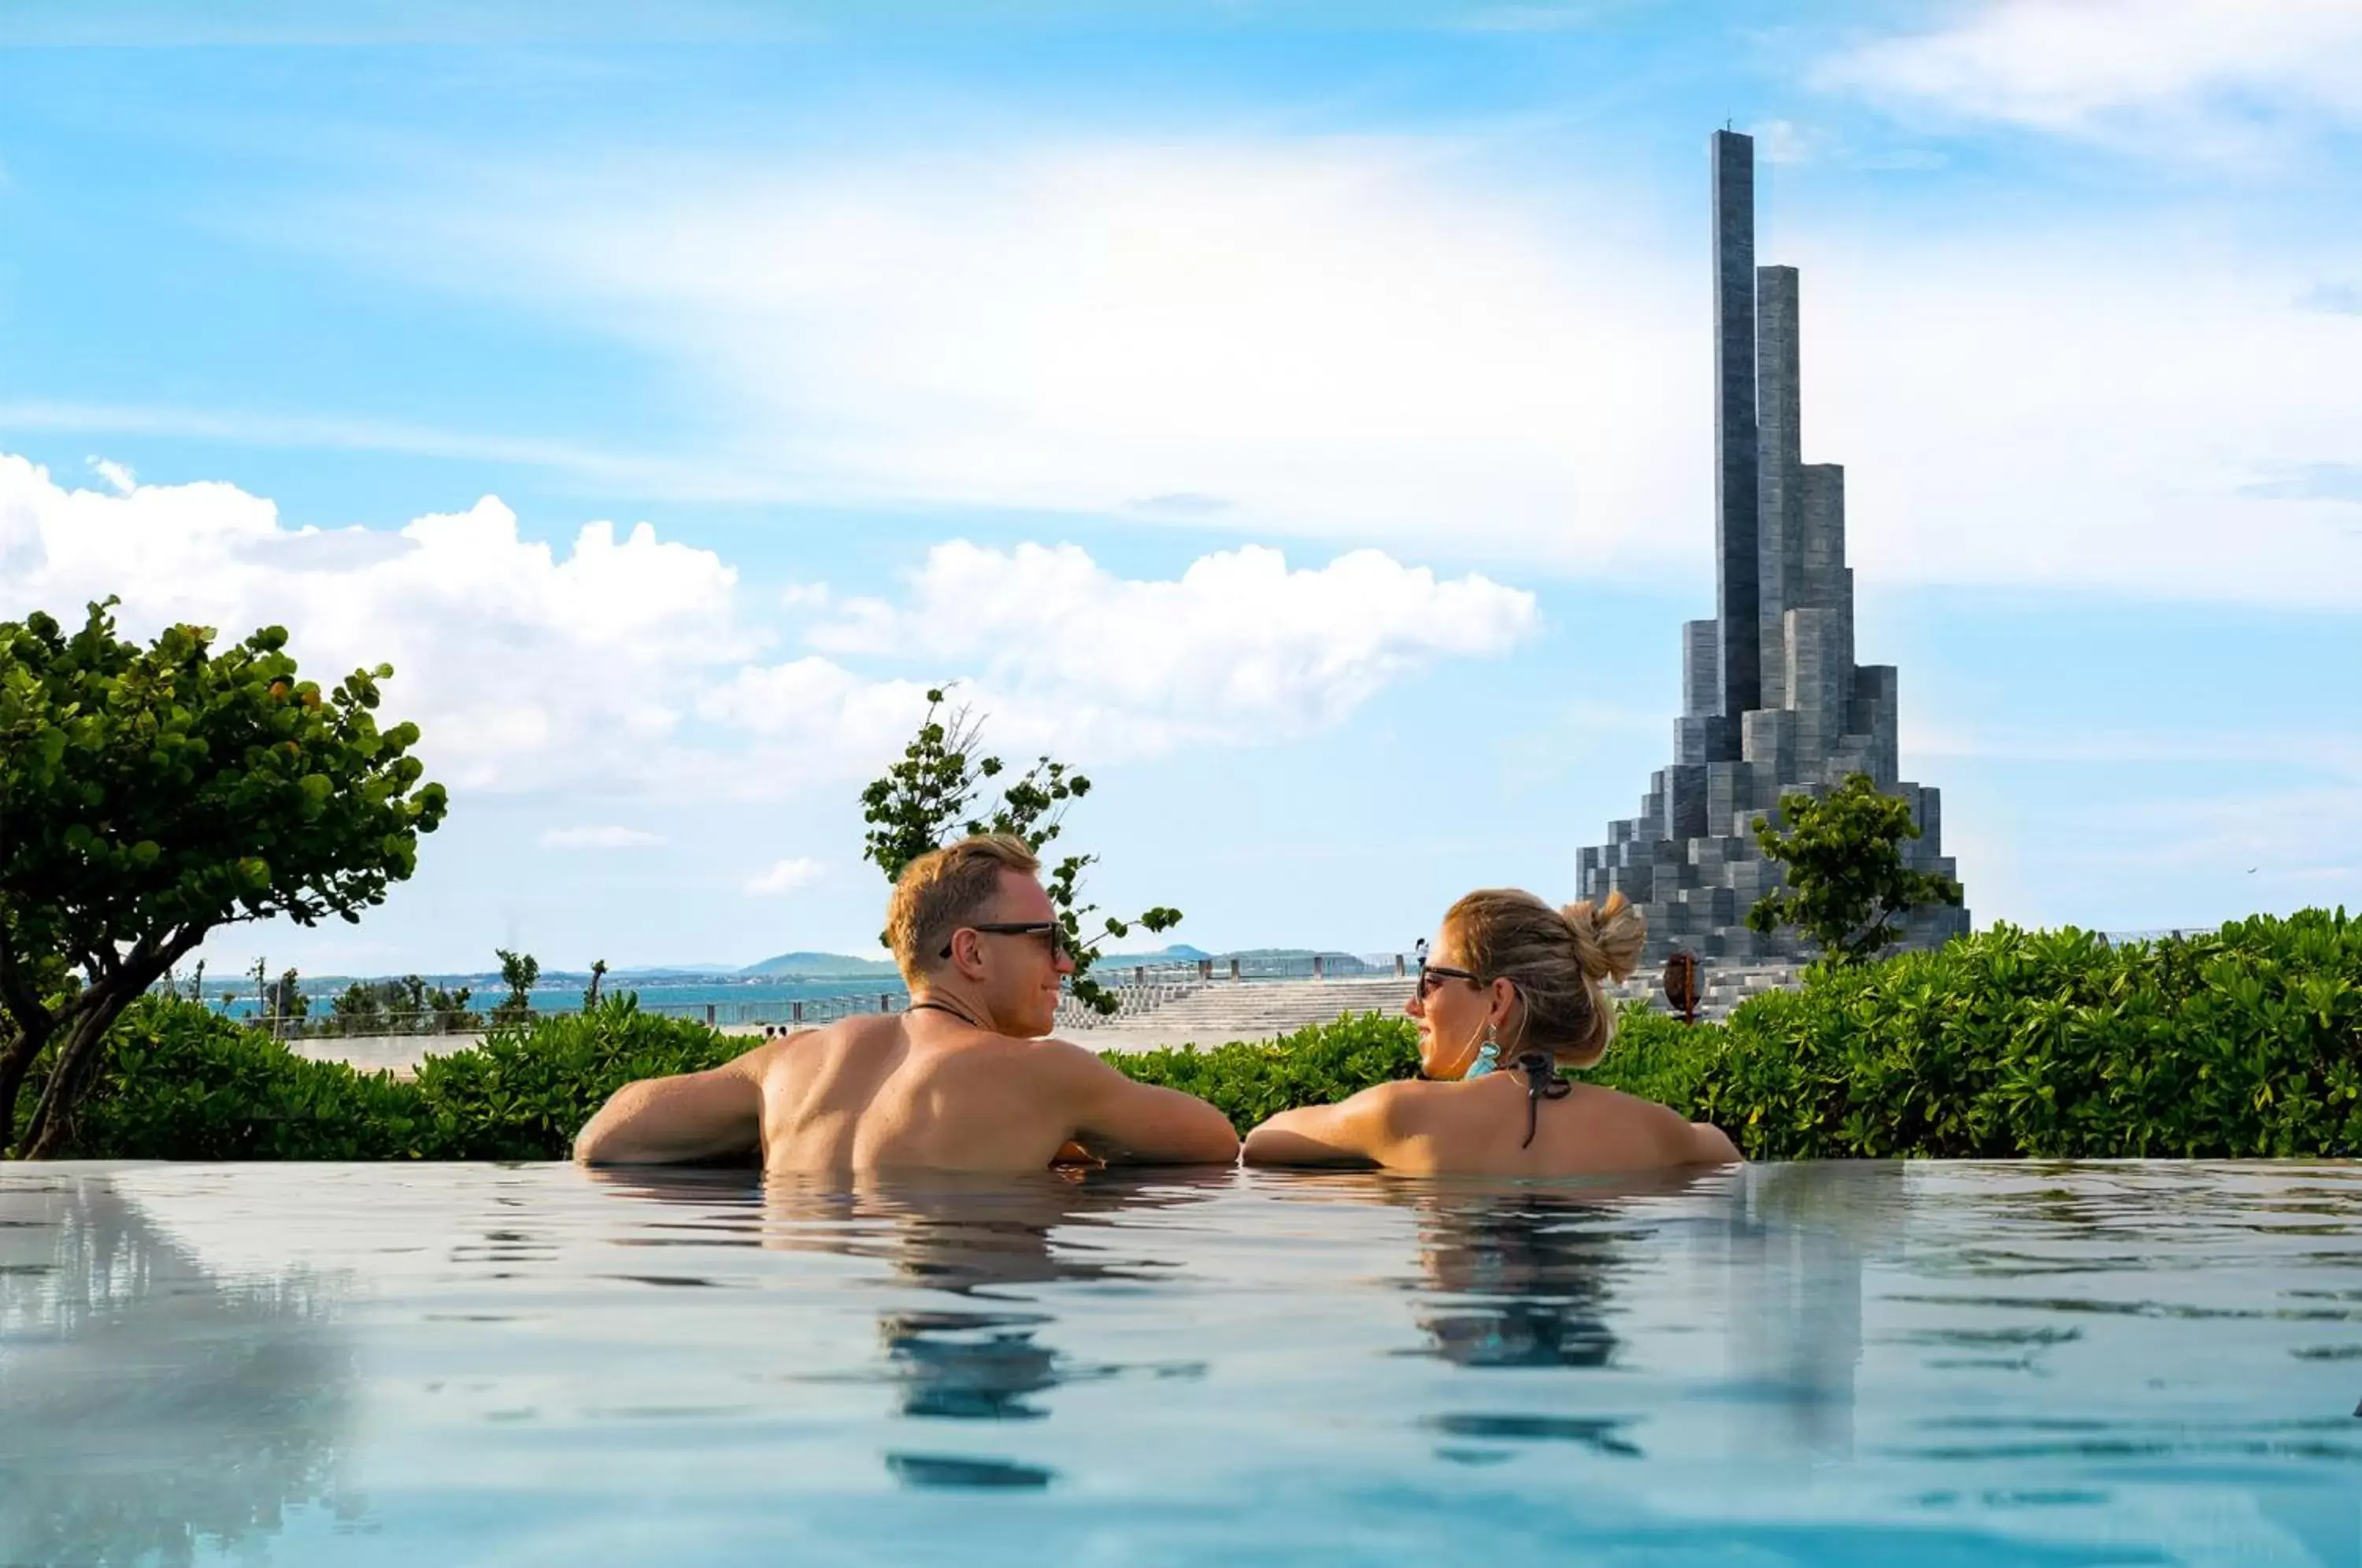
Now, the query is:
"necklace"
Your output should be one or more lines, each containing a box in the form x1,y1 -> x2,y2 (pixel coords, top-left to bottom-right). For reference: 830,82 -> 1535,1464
907,996 -> 987,1029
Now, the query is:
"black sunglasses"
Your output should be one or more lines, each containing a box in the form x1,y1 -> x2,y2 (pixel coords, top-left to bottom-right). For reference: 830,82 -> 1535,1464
941,921 -> 1072,961
1414,960 -> 1482,997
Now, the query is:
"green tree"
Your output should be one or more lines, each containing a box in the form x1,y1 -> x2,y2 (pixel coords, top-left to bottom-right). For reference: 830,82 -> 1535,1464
859,687 -> 1180,1015
1746,771 -> 1964,964
583,958 -> 609,1009
493,948 -> 539,1024
262,967 -> 309,1030
0,599 -> 445,1156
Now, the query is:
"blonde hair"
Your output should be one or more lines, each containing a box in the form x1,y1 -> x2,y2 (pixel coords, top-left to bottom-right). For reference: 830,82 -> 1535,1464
886,834 -> 1042,984
1442,888 -> 1647,1068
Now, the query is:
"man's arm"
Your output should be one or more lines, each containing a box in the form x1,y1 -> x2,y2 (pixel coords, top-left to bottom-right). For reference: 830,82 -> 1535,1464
1239,1085 -> 1400,1167
1050,1045 -> 1240,1165
573,1039 -> 782,1165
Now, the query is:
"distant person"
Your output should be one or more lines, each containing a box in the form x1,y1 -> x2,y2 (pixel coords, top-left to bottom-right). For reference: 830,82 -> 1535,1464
1242,890 -> 1739,1175
575,835 -> 1238,1171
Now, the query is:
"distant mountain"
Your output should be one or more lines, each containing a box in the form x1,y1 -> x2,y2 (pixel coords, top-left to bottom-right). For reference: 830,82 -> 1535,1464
1096,943 -> 1211,963
739,950 -> 901,979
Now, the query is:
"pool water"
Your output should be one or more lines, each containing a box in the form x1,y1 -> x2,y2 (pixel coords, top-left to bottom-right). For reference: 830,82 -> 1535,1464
4,1160 -> 2358,1566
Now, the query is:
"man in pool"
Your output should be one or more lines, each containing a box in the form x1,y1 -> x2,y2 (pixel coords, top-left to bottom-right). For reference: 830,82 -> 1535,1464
573,834 -> 1241,1171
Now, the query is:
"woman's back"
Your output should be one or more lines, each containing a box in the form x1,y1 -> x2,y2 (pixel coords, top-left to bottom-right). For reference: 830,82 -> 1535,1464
1372,1075 -> 1731,1176
1238,886 -> 1739,1177
1241,1072 -> 1736,1175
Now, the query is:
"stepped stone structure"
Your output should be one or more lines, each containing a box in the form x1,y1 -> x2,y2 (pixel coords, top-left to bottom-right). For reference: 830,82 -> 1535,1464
1577,129 -> 1968,962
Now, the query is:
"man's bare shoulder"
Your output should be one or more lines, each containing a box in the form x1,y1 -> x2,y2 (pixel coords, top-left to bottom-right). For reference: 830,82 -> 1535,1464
742,1015 -> 893,1074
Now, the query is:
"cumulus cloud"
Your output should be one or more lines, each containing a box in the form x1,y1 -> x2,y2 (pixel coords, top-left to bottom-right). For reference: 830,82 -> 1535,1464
539,825 -> 667,849
1816,0 -> 2362,148
87,456 -> 135,494
789,541 -> 1536,756
0,455 -> 1531,798
745,856 -> 822,896
0,453 -> 746,793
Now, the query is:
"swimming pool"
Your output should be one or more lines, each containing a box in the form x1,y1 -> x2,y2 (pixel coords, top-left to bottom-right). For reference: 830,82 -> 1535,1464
3,1160 -> 2356,1566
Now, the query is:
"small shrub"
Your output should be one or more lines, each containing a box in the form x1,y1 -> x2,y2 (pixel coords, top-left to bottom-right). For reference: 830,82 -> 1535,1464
412,994 -> 740,1159
1107,1011 -> 1420,1132
51,997 -> 442,1159
1686,910 -> 2362,1159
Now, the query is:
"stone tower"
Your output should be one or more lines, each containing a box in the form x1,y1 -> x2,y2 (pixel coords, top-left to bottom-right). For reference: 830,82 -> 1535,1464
1575,129 -> 1968,962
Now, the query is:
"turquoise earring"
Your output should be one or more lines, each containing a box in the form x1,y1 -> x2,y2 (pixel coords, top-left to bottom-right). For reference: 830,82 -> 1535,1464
1465,1022 -> 1500,1081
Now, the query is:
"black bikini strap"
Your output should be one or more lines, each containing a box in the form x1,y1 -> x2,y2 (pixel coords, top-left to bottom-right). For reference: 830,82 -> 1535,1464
1510,1049 -> 1571,1148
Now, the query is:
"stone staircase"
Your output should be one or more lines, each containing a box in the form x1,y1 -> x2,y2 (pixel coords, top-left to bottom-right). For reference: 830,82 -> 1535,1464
1603,961 -> 1801,1025
1058,977 -> 1410,1041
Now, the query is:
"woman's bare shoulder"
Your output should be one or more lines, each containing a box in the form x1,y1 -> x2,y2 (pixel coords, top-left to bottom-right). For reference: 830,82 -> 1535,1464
1568,1082 -> 1738,1163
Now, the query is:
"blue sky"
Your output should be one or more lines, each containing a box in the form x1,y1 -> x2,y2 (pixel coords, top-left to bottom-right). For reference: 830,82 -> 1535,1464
3,1 -> 2358,976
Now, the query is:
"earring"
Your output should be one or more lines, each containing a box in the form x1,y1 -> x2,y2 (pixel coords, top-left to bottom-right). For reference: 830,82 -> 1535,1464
1464,1021 -> 1500,1081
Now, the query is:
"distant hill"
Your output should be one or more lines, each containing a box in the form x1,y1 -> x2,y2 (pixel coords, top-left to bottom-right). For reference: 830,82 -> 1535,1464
739,950 -> 901,979
1096,943 -> 1211,963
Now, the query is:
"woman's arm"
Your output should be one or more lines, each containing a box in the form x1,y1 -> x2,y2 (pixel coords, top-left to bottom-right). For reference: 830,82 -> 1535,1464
1690,1121 -> 1742,1163
1240,1087 -> 1404,1168
574,1041 -> 781,1165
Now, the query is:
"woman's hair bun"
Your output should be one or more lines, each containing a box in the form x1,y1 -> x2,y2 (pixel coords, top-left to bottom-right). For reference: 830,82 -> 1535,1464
1560,890 -> 1647,984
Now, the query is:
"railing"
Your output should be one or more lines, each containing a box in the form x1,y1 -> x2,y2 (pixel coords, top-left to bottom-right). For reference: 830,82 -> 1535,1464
213,953 -> 1426,1040
254,991 -> 916,1040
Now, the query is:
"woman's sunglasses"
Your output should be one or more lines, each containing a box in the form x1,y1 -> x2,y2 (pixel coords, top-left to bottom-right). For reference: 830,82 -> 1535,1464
941,921 -> 1073,962
1414,960 -> 1482,997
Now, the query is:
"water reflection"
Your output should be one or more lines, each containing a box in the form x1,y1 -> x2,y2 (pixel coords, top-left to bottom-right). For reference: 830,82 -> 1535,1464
0,1172 -> 357,1566
1396,1187 -> 1635,1370
591,1167 -> 1223,1488
1705,1162 -> 1897,1459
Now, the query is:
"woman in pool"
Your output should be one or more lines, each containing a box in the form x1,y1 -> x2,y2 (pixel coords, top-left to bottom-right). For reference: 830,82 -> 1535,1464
1241,890 -> 1740,1175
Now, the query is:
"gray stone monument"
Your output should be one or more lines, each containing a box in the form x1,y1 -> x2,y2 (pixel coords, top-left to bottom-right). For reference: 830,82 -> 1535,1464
1576,129 -> 1969,961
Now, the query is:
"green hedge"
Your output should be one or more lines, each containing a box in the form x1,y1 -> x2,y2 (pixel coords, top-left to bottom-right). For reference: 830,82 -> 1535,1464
1113,908 -> 2362,1159
1679,909 -> 2362,1159
25,907 -> 2362,1161
45,994 -> 741,1161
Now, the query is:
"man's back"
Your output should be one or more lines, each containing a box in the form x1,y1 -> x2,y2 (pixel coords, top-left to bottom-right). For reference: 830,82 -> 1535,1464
576,1012 -> 1238,1172
758,1015 -> 1111,1172
575,835 -> 1238,1172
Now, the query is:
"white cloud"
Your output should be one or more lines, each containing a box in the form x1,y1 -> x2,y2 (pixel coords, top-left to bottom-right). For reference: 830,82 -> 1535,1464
1790,227 -> 2362,604
538,825 -> 667,849
785,540 -> 1537,756
1816,0 -> 2362,149
1,455 -> 1531,799
300,133 -> 2362,606
86,456 -> 135,494
744,856 -> 822,896
317,139 -> 1701,575
0,453 -> 747,793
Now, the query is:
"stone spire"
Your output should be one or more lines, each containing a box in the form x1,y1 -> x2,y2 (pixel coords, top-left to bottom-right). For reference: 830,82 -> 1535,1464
1575,129 -> 1968,962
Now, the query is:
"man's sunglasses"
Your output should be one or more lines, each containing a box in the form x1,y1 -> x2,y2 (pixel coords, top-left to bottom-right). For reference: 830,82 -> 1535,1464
941,921 -> 1073,962
1415,960 -> 1482,997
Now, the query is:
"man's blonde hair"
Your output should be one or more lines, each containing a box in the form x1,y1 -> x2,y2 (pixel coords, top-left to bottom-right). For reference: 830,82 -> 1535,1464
886,834 -> 1042,984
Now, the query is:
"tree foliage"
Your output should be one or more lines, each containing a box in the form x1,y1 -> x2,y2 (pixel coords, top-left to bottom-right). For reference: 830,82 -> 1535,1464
859,687 -> 1180,1014
1746,771 -> 1964,963
493,948 -> 540,1025
330,974 -> 478,1034
0,598 -> 445,1156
